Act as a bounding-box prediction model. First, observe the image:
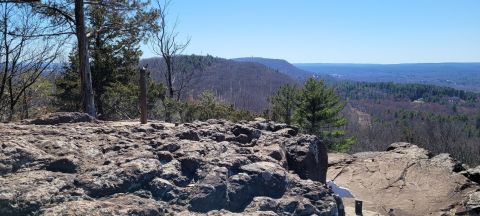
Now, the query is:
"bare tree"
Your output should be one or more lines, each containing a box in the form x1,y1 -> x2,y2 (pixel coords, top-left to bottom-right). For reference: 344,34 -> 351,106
6,0 -> 96,116
151,0 -> 190,100
0,3 -> 62,121
9,0 -> 158,118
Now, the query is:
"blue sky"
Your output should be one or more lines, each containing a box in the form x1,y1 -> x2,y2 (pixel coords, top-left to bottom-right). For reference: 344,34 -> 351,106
141,0 -> 480,64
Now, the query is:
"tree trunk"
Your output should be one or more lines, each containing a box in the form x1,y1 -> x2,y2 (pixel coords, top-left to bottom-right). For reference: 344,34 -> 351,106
74,0 -> 96,117
1,6 -> 9,105
164,57 -> 173,122
166,58 -> 174,98
8,77 -> 14,121
23,91 -> 28,119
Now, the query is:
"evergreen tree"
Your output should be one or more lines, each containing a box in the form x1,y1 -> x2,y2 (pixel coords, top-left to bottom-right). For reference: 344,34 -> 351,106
198,91 -> 217,121
88,1 -> 156,118
55,1 -> 158,120
55,50 -> 82,112
294,78 -> 353,152
269,84 -> 299,125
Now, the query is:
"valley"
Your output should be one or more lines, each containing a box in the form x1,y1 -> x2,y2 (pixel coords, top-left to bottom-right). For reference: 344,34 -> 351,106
296,63 -> 480,92
232,58 -> 480,165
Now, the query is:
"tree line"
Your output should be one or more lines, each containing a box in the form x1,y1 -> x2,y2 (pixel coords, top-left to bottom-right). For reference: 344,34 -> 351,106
335,81 -> 480,104
0,0 -> 256,123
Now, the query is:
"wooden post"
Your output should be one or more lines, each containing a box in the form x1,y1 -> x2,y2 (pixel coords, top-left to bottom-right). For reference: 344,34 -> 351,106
139,66 -> 148,124
355,200 -> 363,216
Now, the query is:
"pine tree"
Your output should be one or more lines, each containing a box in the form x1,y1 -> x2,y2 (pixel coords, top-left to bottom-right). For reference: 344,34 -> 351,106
55,50 -> 82,112
294,78 -> 353,152
269,84 -> 299,125
198,91 -> 217,121
55,1 -> 157,120
88,1 -> 156,118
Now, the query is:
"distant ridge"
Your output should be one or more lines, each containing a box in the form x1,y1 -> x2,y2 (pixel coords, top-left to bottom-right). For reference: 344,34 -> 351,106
232,57 -> 314,81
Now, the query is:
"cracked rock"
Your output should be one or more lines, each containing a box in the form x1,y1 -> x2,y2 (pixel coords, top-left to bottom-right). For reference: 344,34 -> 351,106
0,113 -> 340,215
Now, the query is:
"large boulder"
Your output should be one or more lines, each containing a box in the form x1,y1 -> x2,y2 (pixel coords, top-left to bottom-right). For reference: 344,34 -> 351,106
286,136 -> 328,183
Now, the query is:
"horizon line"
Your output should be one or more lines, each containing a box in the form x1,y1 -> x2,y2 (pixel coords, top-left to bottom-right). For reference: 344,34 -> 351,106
141,55 -> 480,65
293,61 -> 480,65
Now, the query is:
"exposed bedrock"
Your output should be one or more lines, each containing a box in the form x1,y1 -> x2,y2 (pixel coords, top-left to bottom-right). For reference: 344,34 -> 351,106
0,113 -> 340,216
328,142 -> 480,215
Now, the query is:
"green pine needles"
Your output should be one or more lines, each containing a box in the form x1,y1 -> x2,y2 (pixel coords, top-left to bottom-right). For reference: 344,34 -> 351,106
269,78 -> 354,152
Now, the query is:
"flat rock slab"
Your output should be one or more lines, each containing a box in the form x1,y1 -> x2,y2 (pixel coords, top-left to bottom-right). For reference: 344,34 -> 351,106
328,142 -> 480,215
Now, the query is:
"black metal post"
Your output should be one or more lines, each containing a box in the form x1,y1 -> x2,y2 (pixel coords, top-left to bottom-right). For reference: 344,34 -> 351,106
355,200 -> 363,216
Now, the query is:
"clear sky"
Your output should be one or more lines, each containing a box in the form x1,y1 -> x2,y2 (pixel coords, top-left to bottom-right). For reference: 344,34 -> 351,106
141,0 -> 480,64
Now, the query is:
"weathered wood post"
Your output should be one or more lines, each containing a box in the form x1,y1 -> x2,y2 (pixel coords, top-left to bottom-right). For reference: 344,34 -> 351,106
139,66 -> 148,124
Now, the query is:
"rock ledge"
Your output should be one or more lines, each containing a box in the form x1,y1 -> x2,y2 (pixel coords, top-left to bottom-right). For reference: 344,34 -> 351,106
1,113 -> 340,216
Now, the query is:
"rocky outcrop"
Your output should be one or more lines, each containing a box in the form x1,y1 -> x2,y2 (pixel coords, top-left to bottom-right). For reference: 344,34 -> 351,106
0,113 -> 339,215
328,142 -> 480,215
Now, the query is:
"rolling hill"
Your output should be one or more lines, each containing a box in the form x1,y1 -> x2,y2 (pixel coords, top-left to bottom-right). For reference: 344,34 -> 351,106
141,56 -> 297,112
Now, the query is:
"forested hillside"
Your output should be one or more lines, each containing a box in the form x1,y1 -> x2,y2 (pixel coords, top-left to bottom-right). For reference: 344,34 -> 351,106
336,81 -> 480,103
335,81 -> 480,165
141,56 -> 298,112
233,57 -> 314,81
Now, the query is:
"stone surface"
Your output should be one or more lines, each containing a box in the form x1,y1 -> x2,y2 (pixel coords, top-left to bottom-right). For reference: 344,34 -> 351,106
24,112 -> 97,125
463,166 -> 480,184
286,136 -> 328,183
0,113 -> 339,215
328,142 -> 480,215
40,194 -> 164,216
45,157 -> 79,173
